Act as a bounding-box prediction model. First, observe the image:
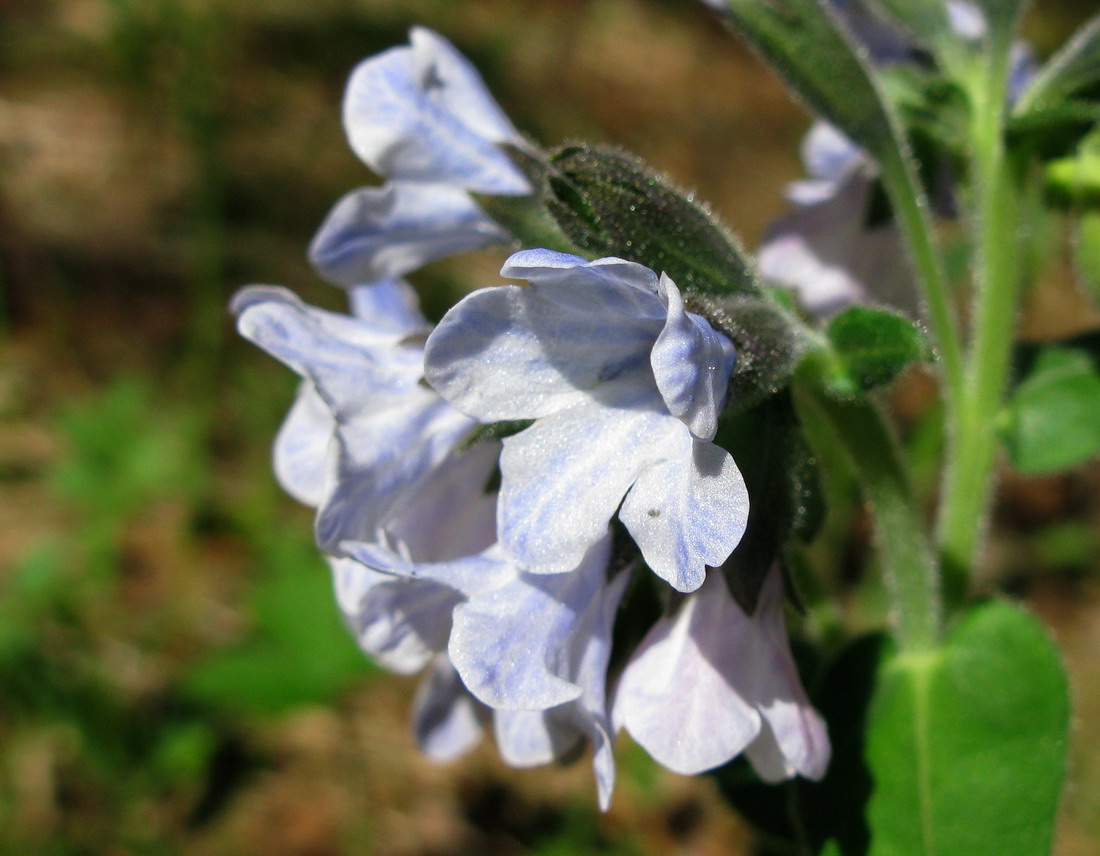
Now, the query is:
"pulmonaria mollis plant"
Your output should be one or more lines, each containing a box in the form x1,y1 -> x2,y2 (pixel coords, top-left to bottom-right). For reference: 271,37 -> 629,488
236,1 -> 1100,850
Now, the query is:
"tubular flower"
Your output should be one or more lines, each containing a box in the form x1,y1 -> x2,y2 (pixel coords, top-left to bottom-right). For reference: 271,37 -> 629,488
757,121 -> 915,318
614,567 -> 830,780
234,279 -> 505,760
350,536 -> 627,810
756,2 -> 1034,318
310,27 -> 530,289
424,249 -> 749,593
233,280 -> 497,560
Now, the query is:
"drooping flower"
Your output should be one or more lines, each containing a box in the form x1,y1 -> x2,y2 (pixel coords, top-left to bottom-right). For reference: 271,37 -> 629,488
350,536 -> 627,810
234,278 -> 505,760
755,2 -> 1035,318
330,556 -> 487,760
232,280 -> 496,560
310,181 -> 512,288
235,275 -> 633,801
310,27 -> 531,290
342,26 -> 529,194
757,122 -> 915,318
614,567 -> 830,780
424,248 -> 749,594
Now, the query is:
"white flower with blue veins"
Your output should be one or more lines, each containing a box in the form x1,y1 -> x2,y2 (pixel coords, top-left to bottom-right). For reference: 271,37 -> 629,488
615,567 -> 830,780
232,279 -> 498,563
233,279 -> 509,762
342,26 -> 529,194
350,535 -> 627,810
756,1 -> 1035,319
424,248 -> 749,594
310,27 -> 530,289
758,121 -> 916,318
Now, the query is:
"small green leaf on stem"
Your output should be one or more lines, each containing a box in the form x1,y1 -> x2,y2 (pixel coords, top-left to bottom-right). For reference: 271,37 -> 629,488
827,305 -> 932,393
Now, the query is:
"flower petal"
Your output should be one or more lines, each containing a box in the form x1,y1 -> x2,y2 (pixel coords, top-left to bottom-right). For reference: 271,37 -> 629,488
738,568 -> 831,781
424,270 -> 662,421
273,382 -> 333,507
232,285 -> 424,416
342,28 -> 528,194
347,278 -> 427,332
651,273 -> 736,441
448,536 -> 614,710
382,439 -> 499,562
758,171 -> 915,318
493,709 -> 582,768
614,573 -> 762,774
800,121 -> 862,186
343,541 -> 514,600
309,181 -> 508,287
328,556 -> 463,674
496,401 -> 665,573
316,394 -> 477,553
413,655 -> 487,761
619,432 -> 749,593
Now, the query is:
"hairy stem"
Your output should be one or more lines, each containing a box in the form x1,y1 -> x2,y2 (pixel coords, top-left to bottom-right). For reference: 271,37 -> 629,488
794,382 -> 941,651
936,48 -> 1020,602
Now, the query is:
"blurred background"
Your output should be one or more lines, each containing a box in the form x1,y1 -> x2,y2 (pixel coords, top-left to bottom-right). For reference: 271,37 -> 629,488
1,0 -> 1099,853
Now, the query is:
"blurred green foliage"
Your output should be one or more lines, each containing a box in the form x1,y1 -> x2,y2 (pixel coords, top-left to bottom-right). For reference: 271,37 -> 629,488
0,0 -> 1097,854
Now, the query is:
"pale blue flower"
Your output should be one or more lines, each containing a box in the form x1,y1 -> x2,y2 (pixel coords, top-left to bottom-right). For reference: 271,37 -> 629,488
413,655 -> 489,761
424,249 -> 748,593
235,279 -> 505,762
270,283 -> 430,506
232,280 -> 497,561
342,26 -> 530,195
329,555 -> 488,761
757,4 -> 1036,318
348,536 -> 627,810
614,568 -> 830,780
310,181 -> 510,287
310,27 -> 530,290
758,122 -> 915,318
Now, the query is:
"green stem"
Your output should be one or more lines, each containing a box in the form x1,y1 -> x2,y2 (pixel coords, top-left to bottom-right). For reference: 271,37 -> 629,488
794,381 -> 941,652
936,51 -> 1020,601
878,144 -> 965,411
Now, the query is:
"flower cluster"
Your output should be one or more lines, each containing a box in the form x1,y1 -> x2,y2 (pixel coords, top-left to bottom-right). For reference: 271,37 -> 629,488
234,27 -> 829,808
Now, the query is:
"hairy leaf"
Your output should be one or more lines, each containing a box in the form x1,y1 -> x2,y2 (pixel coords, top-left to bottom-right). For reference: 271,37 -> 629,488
827,305 -> 932,392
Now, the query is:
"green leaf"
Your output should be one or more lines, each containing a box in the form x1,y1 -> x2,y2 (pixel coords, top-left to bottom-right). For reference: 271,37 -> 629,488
864,0 -> 951,47
718,0 -> 901,167
827,305 -> 932,392
1007,101 -> 1100,159
866,599 -> 1069,856
1001,346 -> 1100,474
1043,128 -> 1100,208
1014,13 -> 1100,115
545,144 -> 758,298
